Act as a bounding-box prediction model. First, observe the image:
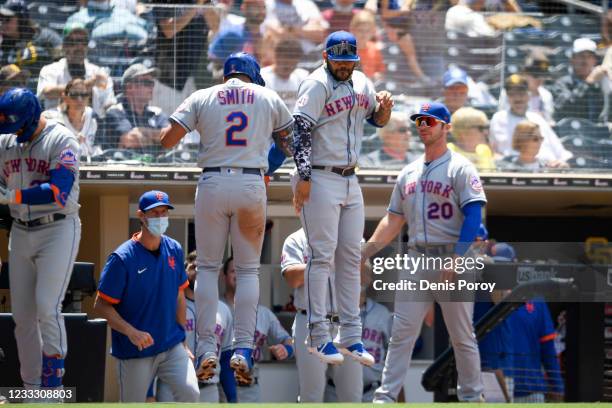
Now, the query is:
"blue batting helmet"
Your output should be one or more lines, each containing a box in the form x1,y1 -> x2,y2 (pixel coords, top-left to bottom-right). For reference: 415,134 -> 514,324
0,88 -> 42,143
223,52 -> 265,87
325,31 -> 360,62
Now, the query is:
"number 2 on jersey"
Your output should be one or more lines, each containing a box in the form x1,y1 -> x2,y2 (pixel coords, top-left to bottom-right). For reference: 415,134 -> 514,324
226,111 -> 249,146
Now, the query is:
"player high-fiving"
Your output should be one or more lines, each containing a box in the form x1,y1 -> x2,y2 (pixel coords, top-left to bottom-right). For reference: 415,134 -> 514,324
159,52 -> 294,386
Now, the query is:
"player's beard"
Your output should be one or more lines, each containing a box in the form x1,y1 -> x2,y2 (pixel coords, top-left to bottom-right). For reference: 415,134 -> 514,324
326,60 -> 355,82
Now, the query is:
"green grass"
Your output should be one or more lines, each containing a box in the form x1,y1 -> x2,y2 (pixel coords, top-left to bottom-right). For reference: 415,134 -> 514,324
16,404 -> 612,407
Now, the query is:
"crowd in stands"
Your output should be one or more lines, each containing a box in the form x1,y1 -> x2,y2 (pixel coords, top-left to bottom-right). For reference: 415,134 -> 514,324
1,0 -> 611,170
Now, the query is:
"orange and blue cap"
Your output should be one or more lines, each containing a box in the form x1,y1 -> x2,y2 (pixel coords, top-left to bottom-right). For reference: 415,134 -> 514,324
410,102 -> 451,124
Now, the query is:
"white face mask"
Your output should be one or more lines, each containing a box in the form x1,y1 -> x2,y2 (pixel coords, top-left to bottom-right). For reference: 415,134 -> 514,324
146,216 -> 169,237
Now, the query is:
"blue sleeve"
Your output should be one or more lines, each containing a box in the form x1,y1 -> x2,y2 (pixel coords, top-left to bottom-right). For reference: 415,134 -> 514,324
98,254 -> 127,304
20,165 -> 75,207
265,143 -> 286,176
454,201 -> 483,256
537,302 -> 564,393
219,350 -> 237,402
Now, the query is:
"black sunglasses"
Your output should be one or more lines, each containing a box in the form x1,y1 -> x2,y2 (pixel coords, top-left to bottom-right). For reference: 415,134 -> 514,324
326,42 -> 358,57
68,92 -> 89,99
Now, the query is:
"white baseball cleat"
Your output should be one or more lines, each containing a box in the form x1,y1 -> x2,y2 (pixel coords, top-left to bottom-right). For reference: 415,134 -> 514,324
341,342 -> 375,366
308,341 -> 344,365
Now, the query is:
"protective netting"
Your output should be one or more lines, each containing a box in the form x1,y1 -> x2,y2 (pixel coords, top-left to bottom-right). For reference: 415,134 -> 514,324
2,0 -> 610,171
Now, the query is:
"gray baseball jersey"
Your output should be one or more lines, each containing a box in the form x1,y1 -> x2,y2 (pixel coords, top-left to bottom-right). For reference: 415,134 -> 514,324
234,304 -> 292,403
0,121 -> 80,220
156,299 -> 228,403
1,120 -> 81,389
374,149 -> 486,403
361,298 -> 392,387
294,66 -> 377,166
252,305 -> 291,362
280,228 -> 333,313
388,149 -> 487,245
170,78 -> 293,171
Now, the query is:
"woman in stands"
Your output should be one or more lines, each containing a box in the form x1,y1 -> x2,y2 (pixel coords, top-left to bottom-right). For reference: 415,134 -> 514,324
502,120 -> 568,170
45,78 -> 100,160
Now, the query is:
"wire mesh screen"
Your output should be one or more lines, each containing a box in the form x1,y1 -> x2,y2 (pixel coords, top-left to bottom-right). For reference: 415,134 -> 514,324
2,0 -> 610,170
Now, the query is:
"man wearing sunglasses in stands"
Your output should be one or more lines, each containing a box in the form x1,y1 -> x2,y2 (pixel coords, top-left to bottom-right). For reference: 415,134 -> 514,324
101,63 -> 169,154
359,111 -> 418,169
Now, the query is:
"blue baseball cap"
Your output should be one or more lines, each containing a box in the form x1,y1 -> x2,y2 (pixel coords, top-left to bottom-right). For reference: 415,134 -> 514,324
443,67 -> 468,88
476,223 -> 489,240
139,190 -> 174,212
410,102 -> 451,124
325,31 -> 359,62
491,243 -> 516,262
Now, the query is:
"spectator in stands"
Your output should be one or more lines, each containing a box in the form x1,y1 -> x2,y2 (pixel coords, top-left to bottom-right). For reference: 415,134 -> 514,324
501,120 -> 568,170
260,38 -> 308,109
550,38 -> 609,123
65,0 -> 151,78
360,111 -> 418,168
44,78 -> 100,159
369,0 -> 430,82
0,0 -> 62,79
445,0 -> 497,37
448,107 -> 495,171
440,67 -> 469,114
262,0 -> 329,56
322,0 -> 361,33
350,10 -> 385,83
150,0 -> 211,115
0,63 -> 29,94
37,22 -> 116,118
499,52 -> 555,124
437,67 -> 496,114
490,74 -> 572,164
208,0 -> 267,72
102,63 -> 169,153
505,300 -> 564,402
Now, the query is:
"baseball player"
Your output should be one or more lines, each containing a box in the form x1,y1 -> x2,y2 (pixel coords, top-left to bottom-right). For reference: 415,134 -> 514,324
155,254 -> 237,403
0,88 -> 81,391
291,30 -> 393,365
506,299 -> 564,402
221,256 -> 294,402
362,102 -> 487,403
281,228 -> 364,402
159,52 -> 294,384
94,191 -> 199,402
